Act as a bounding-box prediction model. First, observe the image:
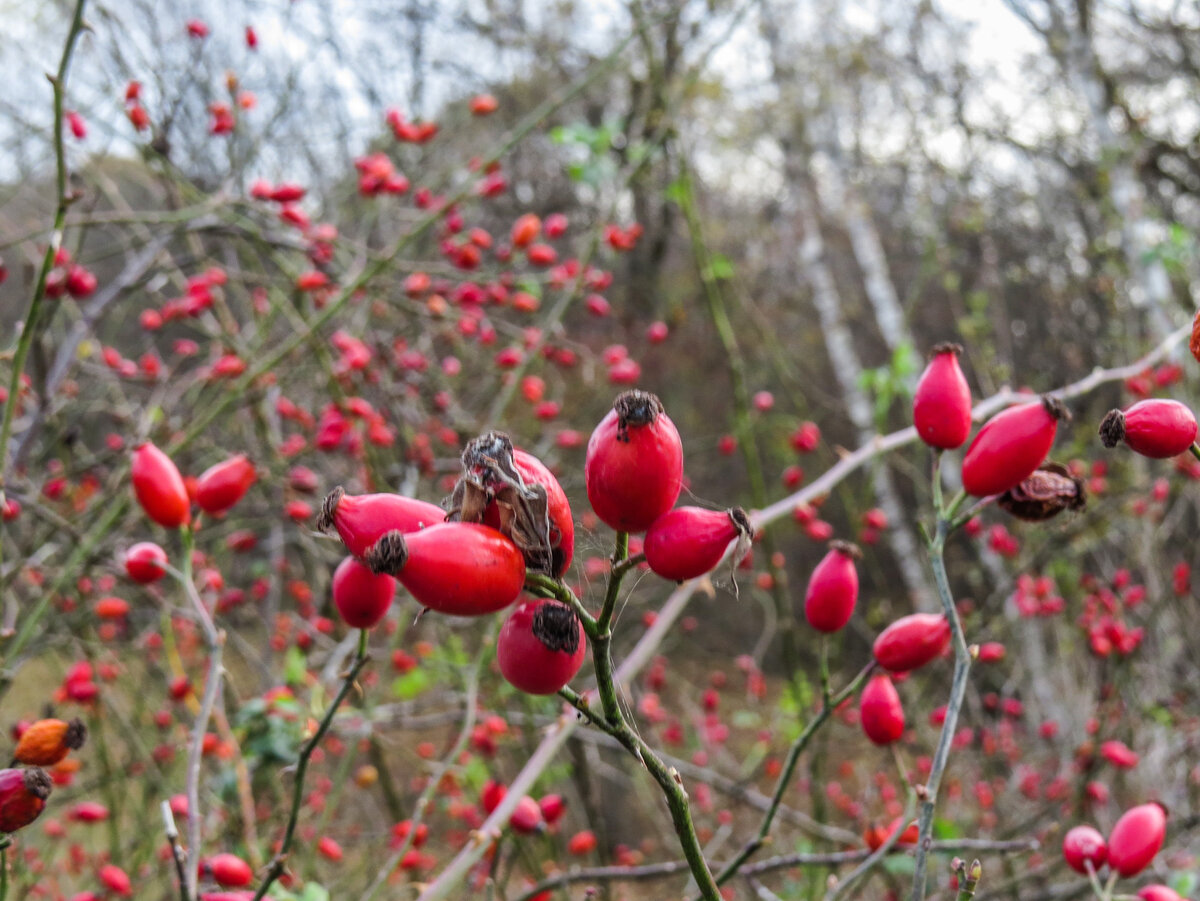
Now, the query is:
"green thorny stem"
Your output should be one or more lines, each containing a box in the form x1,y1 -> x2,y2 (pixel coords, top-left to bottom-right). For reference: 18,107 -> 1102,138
954,859 -> 982,899
911,452 -> 974,901
1189,442 -> 1200,463
251,630 -> 370,901
0,0 -> 87,590
558,532 -> 723,901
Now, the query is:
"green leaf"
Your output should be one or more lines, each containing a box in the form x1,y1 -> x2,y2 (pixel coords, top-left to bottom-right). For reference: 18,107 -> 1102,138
392,669 -> 431,700
707,254 -> 734,280
933,817 -> 959,839
664,177 -> 689,204
731,710 -> 760,729
283,646 -> 307,687
883,854 -> 915,875
1171,872 -> 1197,896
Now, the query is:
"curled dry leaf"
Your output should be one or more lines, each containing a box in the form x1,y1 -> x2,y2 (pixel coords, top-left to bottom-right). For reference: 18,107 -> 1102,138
445,431 -> 558,576
997,463 -> 1086,522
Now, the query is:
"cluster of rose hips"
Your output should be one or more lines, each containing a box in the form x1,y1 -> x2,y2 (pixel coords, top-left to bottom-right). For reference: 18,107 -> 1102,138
1063,804 -> 1179,899
315,388 -> 760,696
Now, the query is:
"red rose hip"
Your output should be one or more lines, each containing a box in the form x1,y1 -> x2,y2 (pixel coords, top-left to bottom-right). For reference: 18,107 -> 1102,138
365,522 -> 524,616
497,598 -> 586,694
585,390 -> 683,532
913,343 -> 972,449
132,443 -> 190,528
124,542 -> 168,583
643,507 -> 753,582
1099,399 -> 1197,459
1107,802 -> 1166,877
318,487 -> 445,558
1062,824 -> 1107,874
860,675 -> 905,745
332,556 -> 396,629
804,541 -> 860,633
195,454 -> 256,515
0,767 -> 51,832
873,613 -> 952,672
961,396 -> 1068,497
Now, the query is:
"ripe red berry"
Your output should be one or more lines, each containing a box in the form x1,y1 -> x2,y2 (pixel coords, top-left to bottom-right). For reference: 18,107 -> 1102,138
585,391 -> 683,533
860,675 -> 905,745
207,852 -> 253,887
568,830 -> 598,855
873,613 -> 951,672
1099,399 -> 1198,459
195,454 -> 256,515
538,794 -> 566,824
1138,886 -> 1183,901
509,795 -> 544,834
332,556 -> 396,629
643,507 -> 753,582
803,541 -> 860,633
318,488 -> 445,558
124,542 -> 168,583
0,767 -> 51,832
365,522 -> 524,616
961,397 -> 1068,497
913,343 -> 972,449
98,863 -> 132,897
470,94 -> 499,116
132,443 -> 190,528
497,599 -> 586,695
511,214 -> 540,248
1107,802 -> 1166,877
1062,825 -> 1107,874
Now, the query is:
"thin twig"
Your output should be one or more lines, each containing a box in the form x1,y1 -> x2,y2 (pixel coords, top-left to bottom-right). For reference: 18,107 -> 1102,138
0,0 -> 88,579
161,800 -> 190,901
252,630 -> 370,901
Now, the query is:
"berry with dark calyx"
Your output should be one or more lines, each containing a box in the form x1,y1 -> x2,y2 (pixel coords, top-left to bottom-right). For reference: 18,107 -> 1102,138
961,396 -> 1069,497
0,766 -> 52,832
643,507 -> 753,582
195,455 -> 256,515
585,390 -> 683,533
497,598 -> 586,695
13,717 -> 87,766
317,487 -> 446,558
873,614 -> 951,672
124,542 -> 168,583
132,443 -> 190,528
1107,802 -> 1166,877
332,556 -> 396,629
1099,399 -> 1198,459
997,463 -> 1086,521
913,343 -> 972,450
365,522 -> 525,616
1062,825 -> 1107,874
804,541 -> 860,633
860,675 -> 905,745
447,432 -> 574,576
